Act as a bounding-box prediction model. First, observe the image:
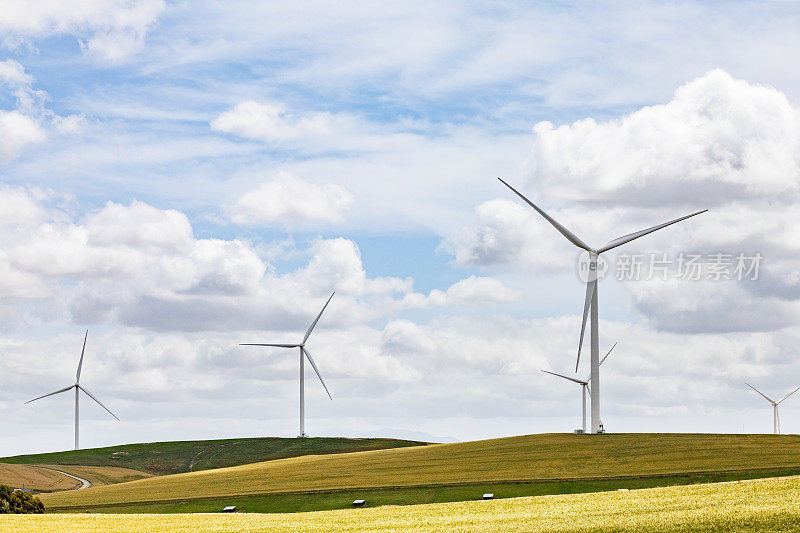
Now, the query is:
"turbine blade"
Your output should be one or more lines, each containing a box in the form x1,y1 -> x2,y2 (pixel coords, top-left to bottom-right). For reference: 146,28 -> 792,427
576,281 -> 595,371
78,385 -> 120,421
239,343 -> 299,348
302,347 -> 332,400
76,330 -> 88,382
541,369 -> 587,385
597,210 -> 708,253
745,382 -> 776,404
600,342 -> 618,367
497,178 -> 592,252
303,292 -> 335,344
26,385 -> 74,404
777,386 -> 800,405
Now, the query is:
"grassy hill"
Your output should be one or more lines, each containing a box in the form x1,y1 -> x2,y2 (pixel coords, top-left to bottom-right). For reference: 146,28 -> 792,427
11,475 -> 800,531
1,437 -> 427,476
40,433 -> 800,512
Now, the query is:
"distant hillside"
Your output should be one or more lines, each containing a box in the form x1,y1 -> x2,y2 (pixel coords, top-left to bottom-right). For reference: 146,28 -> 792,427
40,433 -> 800,513
1,437 -> 428,476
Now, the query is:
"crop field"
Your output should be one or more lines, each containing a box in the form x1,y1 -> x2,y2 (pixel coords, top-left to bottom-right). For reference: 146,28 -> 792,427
6,475 -> 800,532
0,463 -> 151,493
1,437 -> 426,475
41,465 -> 152,487
40,433 -> 800,512
0,463 -> 79,492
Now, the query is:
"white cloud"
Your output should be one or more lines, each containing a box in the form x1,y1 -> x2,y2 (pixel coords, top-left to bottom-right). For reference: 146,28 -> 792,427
211,101 -> 331,143
87,200 -> 193,252
0,187 -> 438,332
227,173 -> 353,226
0,109 -> 44,161
0,59 -> 83,161
526,69 -> 800,206
0,58 -> 31,85
401,275 -> 521,308
0,0 -> 165,62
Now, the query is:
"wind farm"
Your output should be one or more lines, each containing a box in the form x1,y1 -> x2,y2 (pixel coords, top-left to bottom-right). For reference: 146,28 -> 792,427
4,2 -> 800,531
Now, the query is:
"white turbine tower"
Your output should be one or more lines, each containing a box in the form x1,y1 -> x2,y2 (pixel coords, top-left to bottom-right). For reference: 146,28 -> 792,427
745,382 -> 800,434
241,292 -> 334,438
26,330 -> 119,450
542,342 -> 617,433
499,178 -> 706,433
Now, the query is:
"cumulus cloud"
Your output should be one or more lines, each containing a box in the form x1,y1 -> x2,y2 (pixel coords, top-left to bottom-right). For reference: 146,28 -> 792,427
0,186 -> 448,332
227,173 -> 354,226
526,69 -> 800,206
0,0 -> 165,62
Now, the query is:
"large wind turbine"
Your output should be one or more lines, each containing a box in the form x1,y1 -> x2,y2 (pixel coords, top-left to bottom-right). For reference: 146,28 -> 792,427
499,178 -> 706,433
241,292 -> 334,438
542,342 -> 617,433
26,330 -> 119,450
745,382 -> 800,434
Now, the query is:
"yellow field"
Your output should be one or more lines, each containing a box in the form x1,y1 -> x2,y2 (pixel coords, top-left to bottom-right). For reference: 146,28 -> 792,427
41,433 -> 800,509
0,463 -> 78,492
7,476 -> 800,532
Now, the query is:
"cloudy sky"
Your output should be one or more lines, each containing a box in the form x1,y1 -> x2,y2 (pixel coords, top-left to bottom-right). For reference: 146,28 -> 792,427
1,1 -> 800,456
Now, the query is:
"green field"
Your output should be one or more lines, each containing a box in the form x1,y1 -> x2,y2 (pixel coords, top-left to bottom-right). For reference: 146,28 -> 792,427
8,475 -> 800,532
1,436 -> 426,475
40,433 -> 800,512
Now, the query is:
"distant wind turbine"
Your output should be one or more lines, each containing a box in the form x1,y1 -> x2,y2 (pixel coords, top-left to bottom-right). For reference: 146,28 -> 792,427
241,292 -> 334,438
542,342 -> 617,433
26,330 -> 119,450
499,177 -> 706,433
745,382 -> 800,434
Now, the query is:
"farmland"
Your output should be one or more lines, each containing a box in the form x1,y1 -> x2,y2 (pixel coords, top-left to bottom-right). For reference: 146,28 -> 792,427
40,433 -> 800,512
0,464 -> 79,492
6,475 -> 800,532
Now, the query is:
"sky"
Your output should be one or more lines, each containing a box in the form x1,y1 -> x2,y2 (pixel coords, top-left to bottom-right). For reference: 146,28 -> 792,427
1,1 -> 800,456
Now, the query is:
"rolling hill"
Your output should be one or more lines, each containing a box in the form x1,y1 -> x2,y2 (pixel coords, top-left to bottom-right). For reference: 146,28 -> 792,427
1,436 -> 428,476
40,433 -> 800,512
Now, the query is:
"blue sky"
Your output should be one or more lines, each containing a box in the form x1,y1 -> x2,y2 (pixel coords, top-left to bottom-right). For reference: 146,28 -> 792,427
2,1 -> 800,455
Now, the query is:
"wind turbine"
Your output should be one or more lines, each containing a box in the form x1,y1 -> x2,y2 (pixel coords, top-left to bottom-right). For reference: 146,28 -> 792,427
26,330 -> 119,450
745,382 -> 800,434
241,292 -> 334,438
542,342 -> 617,433
499,178 -> 706,433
